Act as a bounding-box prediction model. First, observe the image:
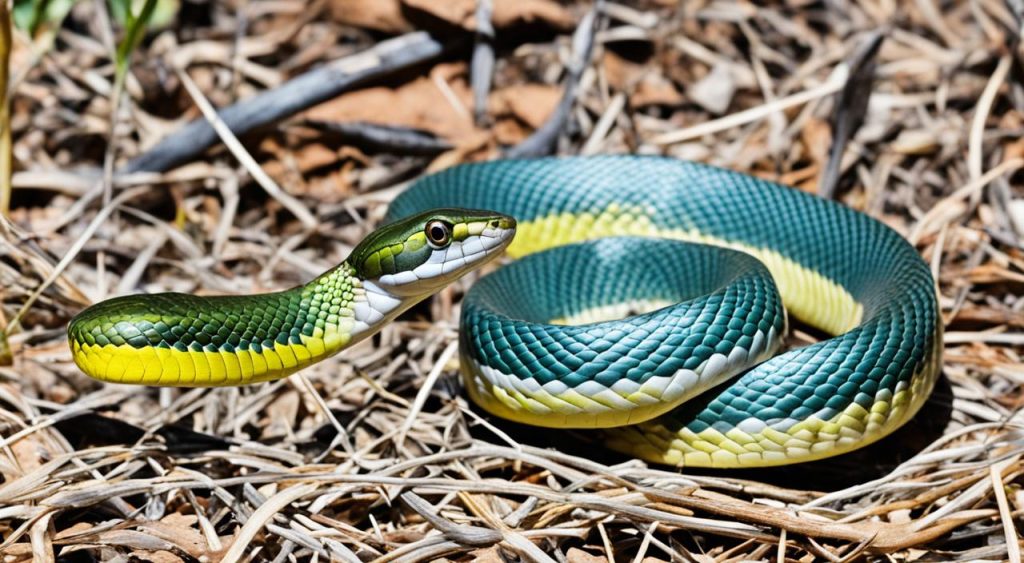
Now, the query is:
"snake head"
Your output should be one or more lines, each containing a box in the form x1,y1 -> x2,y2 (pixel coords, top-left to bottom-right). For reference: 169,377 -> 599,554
350,208 -> 516,297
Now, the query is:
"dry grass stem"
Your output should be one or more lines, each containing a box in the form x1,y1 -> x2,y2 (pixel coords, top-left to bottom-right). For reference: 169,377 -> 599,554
1,1 -> 1022,560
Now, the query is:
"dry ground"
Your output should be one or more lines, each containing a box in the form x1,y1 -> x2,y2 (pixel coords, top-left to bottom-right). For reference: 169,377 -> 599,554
1,0 -> 1023,561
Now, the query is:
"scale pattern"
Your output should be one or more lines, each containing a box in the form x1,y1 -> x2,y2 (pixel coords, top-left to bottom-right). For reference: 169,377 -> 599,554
387,156 -> 942,467
69,265 -> 360,385
68,210 -> 517,387
460,238 -> 786,428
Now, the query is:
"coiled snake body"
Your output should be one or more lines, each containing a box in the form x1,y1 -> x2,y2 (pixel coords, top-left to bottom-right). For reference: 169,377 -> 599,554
70,156 -> 942,468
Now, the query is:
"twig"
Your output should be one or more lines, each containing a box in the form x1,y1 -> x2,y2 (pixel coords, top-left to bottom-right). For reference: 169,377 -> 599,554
944,331 -> 1024,345
304,120 -> 453,156
967,54 -> 1011,205
7,187 -> 148,333
908,157 -> 1024,244
93,0 -> 117,209
506,2 -> 602,158
819,30 -> 885,199
395,340 -> 457,449
292,372 -> 354,456
471,0 -> 494,125
990,459 -> 1022,563
651,64 -> 849,146
0,323 -> 11,367
400,492 -> 501,547
0,2 -> 11,217
581,92 -> 625,155
631,521 -> 658,563
988,177 -> 1023,245
806,536 -> 842,562
220,483 -> 317,563
115,230 -> 168,293
175,65 -> 317,230
123,32 -> 450,174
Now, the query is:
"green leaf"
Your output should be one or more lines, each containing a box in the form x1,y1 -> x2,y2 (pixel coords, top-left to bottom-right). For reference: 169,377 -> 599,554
111,0 -> 176,29
12,0 -> 76,37
147,0 -> 177,29
109,0 -> 132,27
112,0 -> 178,75
12,0 -> 40,32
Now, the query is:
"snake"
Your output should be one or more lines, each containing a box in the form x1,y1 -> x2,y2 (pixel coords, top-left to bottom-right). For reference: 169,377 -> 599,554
68,156 -> 942,468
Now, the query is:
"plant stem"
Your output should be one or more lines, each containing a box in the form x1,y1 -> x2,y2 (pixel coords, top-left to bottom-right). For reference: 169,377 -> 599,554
115,0 -> 157,74
0,0 -> 12,217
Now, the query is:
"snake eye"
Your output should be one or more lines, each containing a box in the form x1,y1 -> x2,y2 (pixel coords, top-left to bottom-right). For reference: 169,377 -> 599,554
425,220 -> 452,248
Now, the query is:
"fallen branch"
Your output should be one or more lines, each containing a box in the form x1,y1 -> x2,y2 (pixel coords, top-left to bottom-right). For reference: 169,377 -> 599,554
505,2 -> 602,158
123,32 -> 451,174
303,120 -> 453,156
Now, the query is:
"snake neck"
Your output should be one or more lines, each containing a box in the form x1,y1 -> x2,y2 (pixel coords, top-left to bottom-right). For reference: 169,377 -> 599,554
302,262 -> 405,353
67,260 -> 413,386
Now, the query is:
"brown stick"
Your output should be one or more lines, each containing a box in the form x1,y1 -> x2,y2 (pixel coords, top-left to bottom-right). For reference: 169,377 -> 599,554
122,32 -> 451,174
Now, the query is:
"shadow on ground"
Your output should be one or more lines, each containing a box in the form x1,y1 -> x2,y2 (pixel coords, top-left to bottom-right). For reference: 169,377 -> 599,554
48,371 -> 953,494
466,373 -> 955,493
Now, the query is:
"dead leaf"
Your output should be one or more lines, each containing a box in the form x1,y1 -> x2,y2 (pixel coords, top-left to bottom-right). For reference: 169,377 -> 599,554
133,550 -> 184,563
800,117 -> 832,167
11,436 -> 46,474
890,129 -> 940,155
305,63 -> 478,144
603,51 -> 644,92
567,547 -> 609,562
263,389 -> 301,439
778,165 -> 820,192
631,75 -> 684,107
1003,136 -> 1024,162
53,522 -> 96,541
466,546 -> 506,563
425,131 -> 493,172
327,0 -> 411,33
403,0 -> 475,28
136,514 -> 207,559
292,144 -> 343,173
493,117 -> 531,145
93,530 -> 178,552
402,0 -> 573,31
888,508 -> 913,523
492,0 -> 574,29
490,84 -> 562,129
688,62 -> 735,115
0,543 -> 34,562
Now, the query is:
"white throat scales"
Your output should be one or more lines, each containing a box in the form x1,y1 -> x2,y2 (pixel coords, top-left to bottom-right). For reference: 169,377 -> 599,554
351,280 -> 405,337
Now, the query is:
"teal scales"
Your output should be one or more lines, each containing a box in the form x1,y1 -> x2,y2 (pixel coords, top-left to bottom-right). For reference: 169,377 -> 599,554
68,155 -> 940,467
387,156 -> 941,467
